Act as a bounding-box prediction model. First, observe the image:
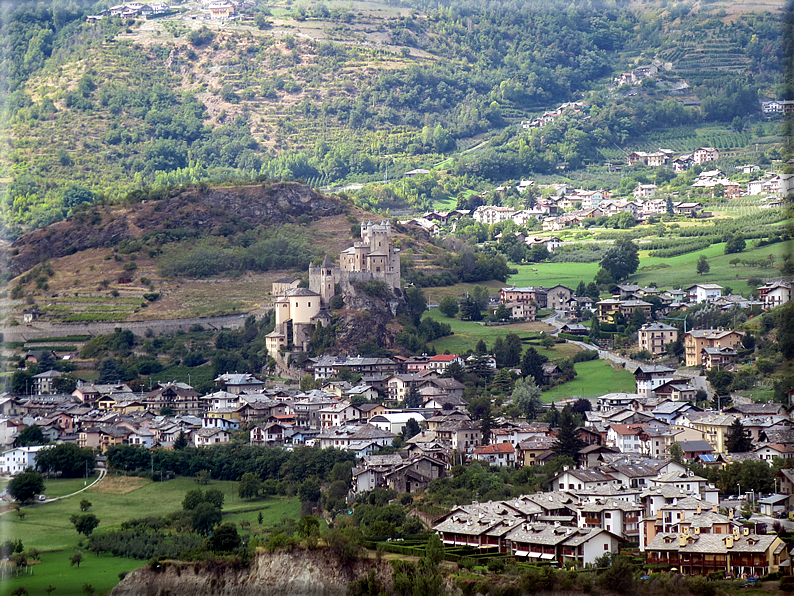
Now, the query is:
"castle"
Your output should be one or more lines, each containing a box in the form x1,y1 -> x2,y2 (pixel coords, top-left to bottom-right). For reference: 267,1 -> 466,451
265,221 -> 401,356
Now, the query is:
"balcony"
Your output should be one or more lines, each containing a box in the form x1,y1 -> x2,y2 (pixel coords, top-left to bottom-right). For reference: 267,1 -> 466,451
584,517 -> 601,525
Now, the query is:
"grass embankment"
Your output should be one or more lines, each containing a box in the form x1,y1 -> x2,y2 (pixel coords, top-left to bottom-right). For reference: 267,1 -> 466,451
540,359 -> 636,402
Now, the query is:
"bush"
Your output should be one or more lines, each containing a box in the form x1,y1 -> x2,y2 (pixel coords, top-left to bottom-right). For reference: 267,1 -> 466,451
573,349 -> 599,362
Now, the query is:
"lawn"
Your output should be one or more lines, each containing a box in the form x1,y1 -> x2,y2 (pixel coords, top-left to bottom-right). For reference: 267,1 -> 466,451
423,308 -> 571,357
42,474 -> 100,498
540,359 -> 636,402
0,475 -> 300,552
0,550 -> 143,596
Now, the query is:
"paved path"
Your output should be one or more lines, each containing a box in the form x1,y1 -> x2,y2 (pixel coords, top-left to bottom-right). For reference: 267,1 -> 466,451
0,469 -> 106,515
43,468 -> 107,503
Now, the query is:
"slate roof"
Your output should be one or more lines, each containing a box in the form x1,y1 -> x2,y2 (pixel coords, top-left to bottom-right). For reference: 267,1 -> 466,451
647,532 -> 778,554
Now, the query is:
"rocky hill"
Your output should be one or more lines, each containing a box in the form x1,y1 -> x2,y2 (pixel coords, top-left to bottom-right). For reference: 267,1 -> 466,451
7,182 -> 341,278
110,548 -> 393,596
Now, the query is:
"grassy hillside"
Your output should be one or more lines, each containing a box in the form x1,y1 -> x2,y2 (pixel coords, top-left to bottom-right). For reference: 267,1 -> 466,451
0,0 -> 784,237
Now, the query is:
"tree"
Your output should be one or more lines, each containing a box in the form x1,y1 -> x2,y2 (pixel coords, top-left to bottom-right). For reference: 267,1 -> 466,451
669,441 -> 683,463
15,425 -> 47,447
424,533 -> 444,567
192,502 -> 222,535
521,347 -> 547,386
8,471 -> 45,503
599,238 -> 639,282
82,585 -> 95,596
11,587 -> 29,596
402,418 -> 421,440
511,377 -> 543,420
204,488 -> 224,509
630,306 -> 646,329
438,295 -> 458,318
299,479 -> 321,504
206,522 -> 241,552
35,443 -> 94,478
300,374 -> 318,391
182,489 -> 205,510
70,513 -> 99,537
79,499 -> 92,512
696,255 -> 710,276
589,316 -> 601,339
726,419 -> 753,453
298,515 -> 320,549
239,472 -> 262,499
195,469 -> 211,484
458,296 -> 483,321
68,551 -> 83,568
551,406 -> 585,462
666,196 -> 674,216
724,233 -> 746,254
571,398 -> 592,415
403,385 -> 422,409
493,302 -> 510,321
173,431 -> 188,450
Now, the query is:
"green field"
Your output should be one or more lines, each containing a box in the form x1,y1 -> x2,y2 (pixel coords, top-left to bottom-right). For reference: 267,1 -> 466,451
0,476 -> 300,595
423,308 -> 582,360
540,359 -> 636,402
506,239 -> 791,298
42,474 -> 100,498
0,476 -> 299,552
0,550 -> 142,596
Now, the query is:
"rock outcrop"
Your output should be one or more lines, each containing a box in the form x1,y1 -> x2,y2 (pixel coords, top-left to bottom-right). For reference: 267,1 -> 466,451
110,549 -> 392,596
8,182 -> 342,277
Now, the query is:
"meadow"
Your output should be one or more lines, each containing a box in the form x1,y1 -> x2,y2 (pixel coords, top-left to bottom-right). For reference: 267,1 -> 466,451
0,475 -> 299,595
540,359 -> 636,402
422,308 -> 584,360
506,239 -> 789,297
0,550 -> 142,596
0,475 -> 300,552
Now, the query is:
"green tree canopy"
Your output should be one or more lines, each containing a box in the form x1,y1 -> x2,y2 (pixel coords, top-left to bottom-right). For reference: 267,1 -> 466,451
599,238 -> 639,282
8,470 -> 45,503
551,406 -> 585,462
725,419 -> 753,453
511,377 -> 543,420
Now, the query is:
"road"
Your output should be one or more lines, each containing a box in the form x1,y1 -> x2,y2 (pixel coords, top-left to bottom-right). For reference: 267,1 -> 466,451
0,311 -> 269,341
545,312 -> 714,394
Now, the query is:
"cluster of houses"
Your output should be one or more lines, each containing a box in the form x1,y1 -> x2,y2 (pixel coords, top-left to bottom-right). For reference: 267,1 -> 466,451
432,455 -> 789,574
520,102 -> 588,129
87,0 -> 255,21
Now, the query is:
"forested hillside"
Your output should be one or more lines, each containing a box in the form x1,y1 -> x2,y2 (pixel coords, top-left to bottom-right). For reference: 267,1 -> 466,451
0,0 -> 786,238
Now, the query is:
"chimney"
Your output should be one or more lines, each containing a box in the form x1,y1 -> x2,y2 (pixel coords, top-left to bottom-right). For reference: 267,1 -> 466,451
712,504 -> 718,513
732,527 -> 740,540
657,509 -> 663,520
696,504 -> 701,515
728,508 -> 734,520
742,527 -> 749,536
725,535 -> 733,548
679,534 -> 687,547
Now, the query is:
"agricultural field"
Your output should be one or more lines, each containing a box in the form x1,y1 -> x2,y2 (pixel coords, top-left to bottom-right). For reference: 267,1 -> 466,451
540,359 -> 636,402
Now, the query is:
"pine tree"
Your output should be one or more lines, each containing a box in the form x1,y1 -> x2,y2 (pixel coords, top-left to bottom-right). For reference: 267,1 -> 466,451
551,406 -> 586,462
521,346 -> 547,385
174,431 -> 188,450
725,419 -> 753,452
